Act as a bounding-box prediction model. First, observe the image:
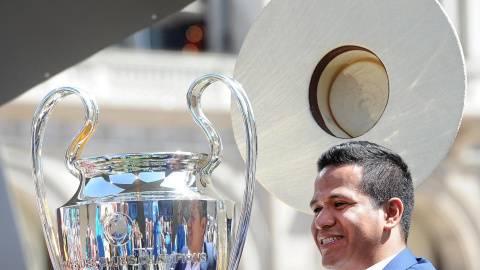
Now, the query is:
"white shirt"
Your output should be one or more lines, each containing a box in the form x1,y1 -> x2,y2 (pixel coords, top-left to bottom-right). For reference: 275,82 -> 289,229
366,253 -> 398,270
185,262 -> 201,270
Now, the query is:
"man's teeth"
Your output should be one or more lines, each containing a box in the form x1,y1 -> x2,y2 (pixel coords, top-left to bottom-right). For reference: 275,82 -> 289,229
322,236 -> 342,245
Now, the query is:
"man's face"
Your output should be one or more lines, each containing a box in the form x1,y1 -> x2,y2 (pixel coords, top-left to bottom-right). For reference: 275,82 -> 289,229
187,201 -> 206,253
310,165 -> 385,269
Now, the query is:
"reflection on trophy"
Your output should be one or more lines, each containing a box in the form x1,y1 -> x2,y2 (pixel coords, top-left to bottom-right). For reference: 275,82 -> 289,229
31,75 -> 257,269
174,200 -> 217,270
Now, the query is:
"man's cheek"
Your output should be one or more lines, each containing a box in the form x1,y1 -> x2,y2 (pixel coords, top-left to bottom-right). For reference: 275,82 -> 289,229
311,223 -> 318,241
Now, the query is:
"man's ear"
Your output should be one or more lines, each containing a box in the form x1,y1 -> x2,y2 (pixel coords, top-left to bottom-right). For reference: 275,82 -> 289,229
383,198 -> 403,230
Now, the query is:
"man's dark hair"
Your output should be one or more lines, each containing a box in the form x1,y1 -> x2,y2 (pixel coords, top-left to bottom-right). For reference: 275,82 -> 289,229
317,141 -> 414,242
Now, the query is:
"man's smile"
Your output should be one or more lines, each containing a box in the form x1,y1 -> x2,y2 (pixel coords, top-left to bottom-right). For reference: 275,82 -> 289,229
321,236 -> 343,245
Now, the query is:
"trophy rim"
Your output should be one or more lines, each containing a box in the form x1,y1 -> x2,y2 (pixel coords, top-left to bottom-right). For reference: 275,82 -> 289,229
74,152 -> 209,177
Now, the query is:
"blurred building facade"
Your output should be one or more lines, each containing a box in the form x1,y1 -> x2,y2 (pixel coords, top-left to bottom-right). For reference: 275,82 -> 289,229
0,0 -> 479,269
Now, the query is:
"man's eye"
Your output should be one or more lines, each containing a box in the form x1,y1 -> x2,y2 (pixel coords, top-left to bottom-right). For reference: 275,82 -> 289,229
334,202 -> 346,208
313,207 -> 322,215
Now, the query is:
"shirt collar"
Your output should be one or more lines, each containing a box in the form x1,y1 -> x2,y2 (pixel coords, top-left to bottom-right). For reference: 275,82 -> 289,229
185,262 -> 201,270
366,253 -> 398,270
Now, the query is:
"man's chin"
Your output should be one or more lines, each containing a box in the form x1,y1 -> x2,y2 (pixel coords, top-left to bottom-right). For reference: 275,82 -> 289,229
321,253 -> 346,270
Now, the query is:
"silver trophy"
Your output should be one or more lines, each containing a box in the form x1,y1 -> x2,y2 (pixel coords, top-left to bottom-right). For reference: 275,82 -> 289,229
31,74 -> 256,270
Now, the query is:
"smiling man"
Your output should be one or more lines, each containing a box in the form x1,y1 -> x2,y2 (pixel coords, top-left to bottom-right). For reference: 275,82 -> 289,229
310,141 -> 436,270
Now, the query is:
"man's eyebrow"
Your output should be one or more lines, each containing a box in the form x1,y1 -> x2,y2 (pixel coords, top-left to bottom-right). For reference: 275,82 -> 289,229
310,194 -> 349,207
328,194 -> 350,201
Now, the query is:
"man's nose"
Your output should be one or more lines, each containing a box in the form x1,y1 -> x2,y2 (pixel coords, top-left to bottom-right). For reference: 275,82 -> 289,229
314,209 -> 335,229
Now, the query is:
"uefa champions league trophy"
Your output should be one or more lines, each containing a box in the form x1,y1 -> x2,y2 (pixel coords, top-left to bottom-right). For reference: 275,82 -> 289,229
31,74 -> 256,270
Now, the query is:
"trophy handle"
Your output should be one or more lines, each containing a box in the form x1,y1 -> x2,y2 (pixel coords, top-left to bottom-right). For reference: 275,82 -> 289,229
187,74 -> 257,270
31,87 -> 99,270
